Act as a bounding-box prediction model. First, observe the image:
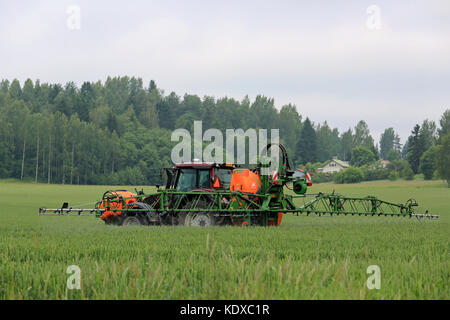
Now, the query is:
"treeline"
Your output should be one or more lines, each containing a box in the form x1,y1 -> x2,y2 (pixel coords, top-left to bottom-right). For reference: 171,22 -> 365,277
0,76 -> 448,185
308,111 -> 450,185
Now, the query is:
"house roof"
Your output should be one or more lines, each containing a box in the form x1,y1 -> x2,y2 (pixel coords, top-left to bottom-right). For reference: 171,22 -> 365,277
334,159 -> 350,167
323,158 -> 350,168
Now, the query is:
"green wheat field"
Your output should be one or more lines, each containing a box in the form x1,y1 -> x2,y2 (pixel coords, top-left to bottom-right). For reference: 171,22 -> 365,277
0,180 -> 448,299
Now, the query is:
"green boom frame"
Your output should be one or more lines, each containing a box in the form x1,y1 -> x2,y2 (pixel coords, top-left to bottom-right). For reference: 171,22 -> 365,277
39,143 -> 439,225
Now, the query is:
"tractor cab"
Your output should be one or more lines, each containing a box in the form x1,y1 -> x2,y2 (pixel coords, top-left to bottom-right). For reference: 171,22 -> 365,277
163,162 -> 237,192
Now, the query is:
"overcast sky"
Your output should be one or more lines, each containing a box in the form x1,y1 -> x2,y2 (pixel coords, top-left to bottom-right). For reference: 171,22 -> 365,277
1,0 -> 449,145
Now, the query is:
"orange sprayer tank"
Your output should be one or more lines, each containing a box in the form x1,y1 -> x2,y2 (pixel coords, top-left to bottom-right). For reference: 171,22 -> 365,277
98,190 -> 137,220
230,169 -> 261,194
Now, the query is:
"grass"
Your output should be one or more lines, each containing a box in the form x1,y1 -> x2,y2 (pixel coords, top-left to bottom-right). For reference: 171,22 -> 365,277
0,180 -> 448,299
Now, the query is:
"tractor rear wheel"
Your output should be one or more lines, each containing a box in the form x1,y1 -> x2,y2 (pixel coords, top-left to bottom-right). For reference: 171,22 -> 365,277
180,198 -> 215,227
185,212 -> 214,227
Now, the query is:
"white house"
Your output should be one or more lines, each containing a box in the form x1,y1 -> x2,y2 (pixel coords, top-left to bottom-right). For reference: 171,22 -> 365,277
318,157 -> 350,173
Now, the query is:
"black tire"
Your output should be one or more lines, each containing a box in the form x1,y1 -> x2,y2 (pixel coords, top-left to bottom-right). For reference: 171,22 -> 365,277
181,199 -> 215,227
120,215 -> 145,226
119,201 -> 151,226
122,202 -> 155,226
185,212 -> 215,227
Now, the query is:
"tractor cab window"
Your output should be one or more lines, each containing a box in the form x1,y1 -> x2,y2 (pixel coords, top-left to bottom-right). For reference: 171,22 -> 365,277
293,170 -> 305,179
176,168 -> 211,191
214,168 -> 233,189
198,170 -> 211,189
177,169 -> 196,192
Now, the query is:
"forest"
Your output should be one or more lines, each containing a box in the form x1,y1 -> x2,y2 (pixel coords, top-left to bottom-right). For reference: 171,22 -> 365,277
0,76 -> 449,185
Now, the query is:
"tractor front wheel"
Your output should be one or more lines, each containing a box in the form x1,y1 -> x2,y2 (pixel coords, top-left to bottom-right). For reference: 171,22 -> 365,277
120,215 -> 145,226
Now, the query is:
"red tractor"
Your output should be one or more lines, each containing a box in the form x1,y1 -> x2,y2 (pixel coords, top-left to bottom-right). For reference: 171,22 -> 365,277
97,162 -> 239,226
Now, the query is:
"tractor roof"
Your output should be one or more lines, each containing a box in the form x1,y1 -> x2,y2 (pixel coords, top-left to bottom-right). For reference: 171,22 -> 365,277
175,162 -> 237,168
176,162 -> 214,168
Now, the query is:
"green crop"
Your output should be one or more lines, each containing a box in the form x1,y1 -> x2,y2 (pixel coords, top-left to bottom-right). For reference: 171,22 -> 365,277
0,180 -> 448,299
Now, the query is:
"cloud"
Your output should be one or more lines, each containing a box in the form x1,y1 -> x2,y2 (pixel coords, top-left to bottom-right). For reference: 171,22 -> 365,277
0,0 -> 448,143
